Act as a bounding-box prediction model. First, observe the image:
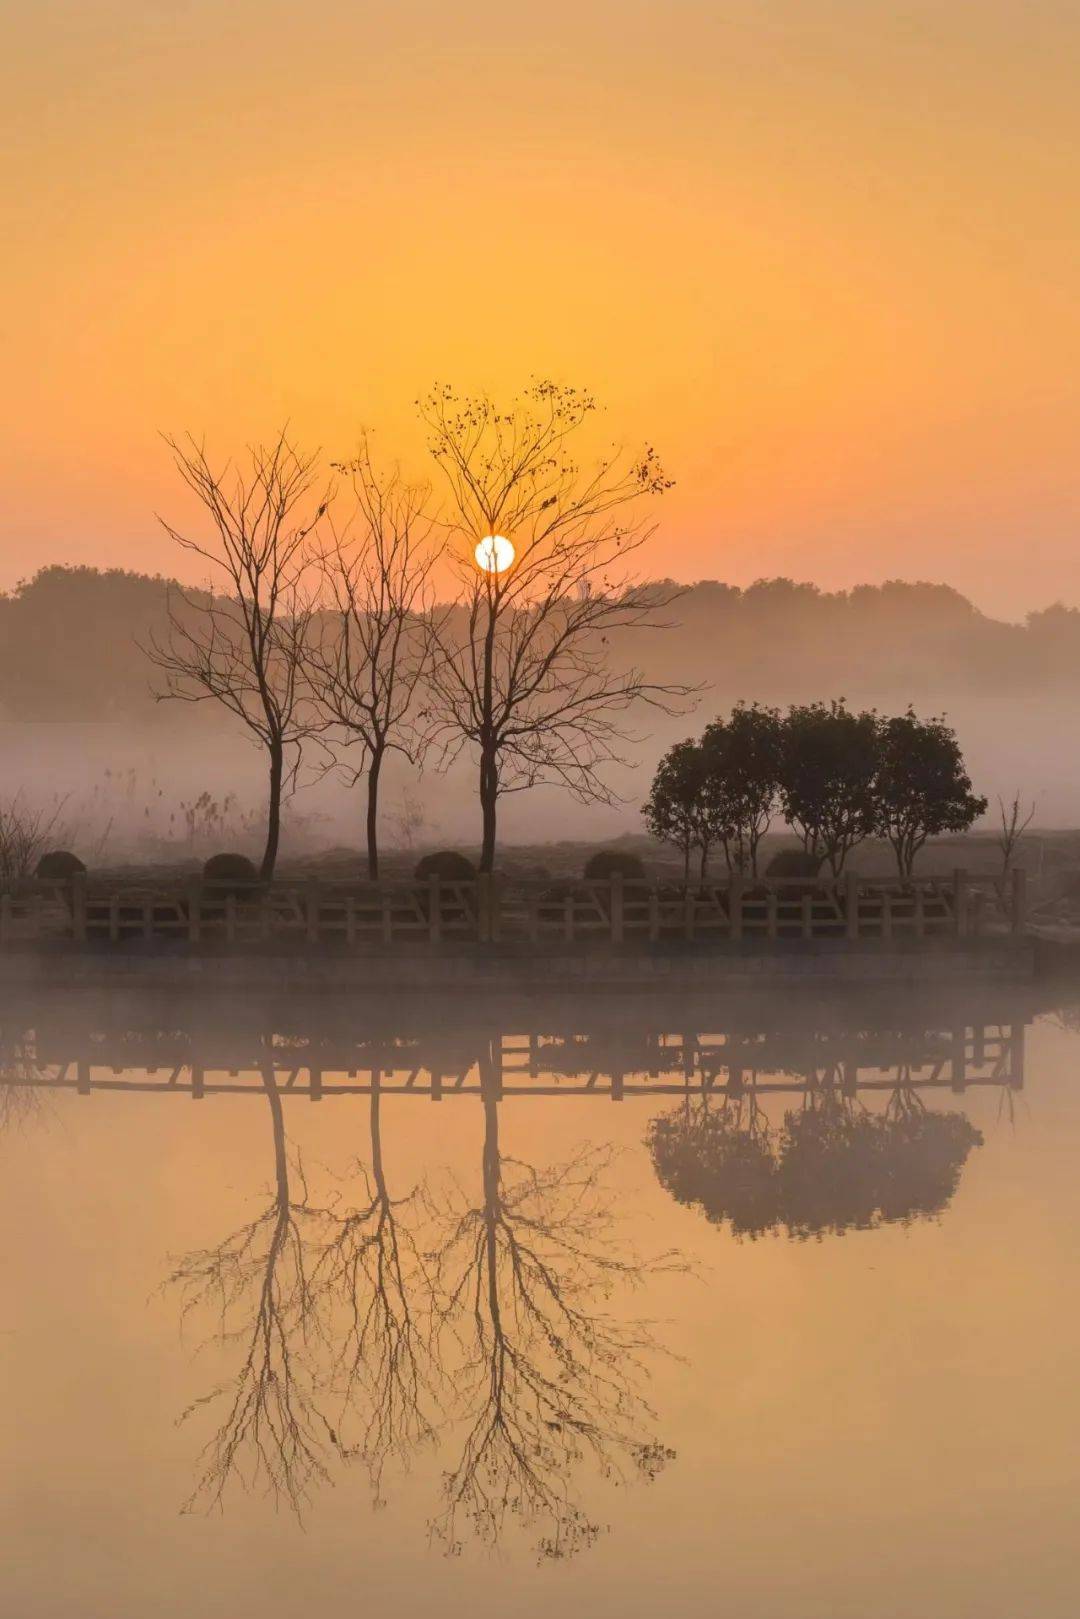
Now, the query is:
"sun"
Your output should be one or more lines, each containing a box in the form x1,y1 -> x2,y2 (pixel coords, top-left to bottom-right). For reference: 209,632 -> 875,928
474,534 -> 515,574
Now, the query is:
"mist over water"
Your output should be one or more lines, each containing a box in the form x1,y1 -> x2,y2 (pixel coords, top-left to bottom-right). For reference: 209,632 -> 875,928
4,982 -> 1079,1617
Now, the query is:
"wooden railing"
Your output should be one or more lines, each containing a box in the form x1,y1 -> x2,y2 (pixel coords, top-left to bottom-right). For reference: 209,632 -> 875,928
0,867 -> 1028,949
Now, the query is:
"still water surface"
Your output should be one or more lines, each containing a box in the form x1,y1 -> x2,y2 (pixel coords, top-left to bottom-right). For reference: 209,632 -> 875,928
3,988 -> 1078,1616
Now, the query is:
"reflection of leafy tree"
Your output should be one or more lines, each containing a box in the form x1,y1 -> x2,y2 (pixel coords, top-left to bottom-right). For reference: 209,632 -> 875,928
648,1093 -> 776,1238
648,1074 -> 983,1241
165,1062 -> 336,1516
310,1080 -> 440,1505
430,1056 -> 678,1560
777,1080 -> 982,1238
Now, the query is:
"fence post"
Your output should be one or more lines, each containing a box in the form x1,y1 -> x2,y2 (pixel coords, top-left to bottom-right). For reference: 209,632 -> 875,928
429,875 -> 441,945
845,870 -> 859,941
1011,866 -> 1027,936
953,869 -> 969,938
71,872 -> 87,943
951,1025 -> 967,1092
611,873 -> 624,945
729,876 -> 743,941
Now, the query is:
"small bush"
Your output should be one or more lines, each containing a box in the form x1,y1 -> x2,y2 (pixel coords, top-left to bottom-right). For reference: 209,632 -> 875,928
764,848 -> 822,880
583,850 -> 646,882
202,852 -> 260,891
35,850 -> 86,882
414,850 -> 476,883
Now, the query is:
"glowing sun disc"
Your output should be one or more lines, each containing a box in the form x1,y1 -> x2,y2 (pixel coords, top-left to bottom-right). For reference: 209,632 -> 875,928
475,534 -> 515,574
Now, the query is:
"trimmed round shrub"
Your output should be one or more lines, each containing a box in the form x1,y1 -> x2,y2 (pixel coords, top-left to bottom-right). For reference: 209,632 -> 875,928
583,849 -> 646,882
764,848 -> 822,880
414,850 -> 476,883
35,850 -> 86,881
202,853 -> 259,889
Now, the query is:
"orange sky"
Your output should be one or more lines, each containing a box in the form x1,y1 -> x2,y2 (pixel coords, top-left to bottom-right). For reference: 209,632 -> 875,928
3,1 -> 1079,617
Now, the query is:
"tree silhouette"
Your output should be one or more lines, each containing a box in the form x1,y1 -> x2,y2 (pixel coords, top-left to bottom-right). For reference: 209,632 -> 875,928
418,381 -> 688,871
875,709 -> 987,878
146,434 -> 326,879
305,438 -> 440,877
776,700 -> 880,876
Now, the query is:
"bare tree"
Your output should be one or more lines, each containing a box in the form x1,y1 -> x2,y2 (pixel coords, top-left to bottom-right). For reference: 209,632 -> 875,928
997,791 -> 1036,882
305,439 -> 439,877
0,793 -> 70,885
146,434 -> 326,880
418,382 -> 688,872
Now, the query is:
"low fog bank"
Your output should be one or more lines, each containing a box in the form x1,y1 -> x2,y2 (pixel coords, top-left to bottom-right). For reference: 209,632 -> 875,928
0,687 -> 1073,869
3,565 -> 1078,863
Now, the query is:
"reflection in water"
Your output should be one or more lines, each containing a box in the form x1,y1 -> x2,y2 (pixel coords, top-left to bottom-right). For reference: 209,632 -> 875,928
166,1061 -> 338,1515
161,1038 -> 676,1557
0,987 -> 1043,1561
428,1044 -> 678,1559
312,1079 -> 439,1508
649,1076 -> 983,1239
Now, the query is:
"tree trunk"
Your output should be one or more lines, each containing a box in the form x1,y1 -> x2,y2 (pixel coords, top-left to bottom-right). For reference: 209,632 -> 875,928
366,747 -> 384,880
260,740 -> 284,882
479,750 -> 498,873
699,842 -> 710,884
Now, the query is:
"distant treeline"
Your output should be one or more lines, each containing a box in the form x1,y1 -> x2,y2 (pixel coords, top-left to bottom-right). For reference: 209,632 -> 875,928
3,564 -> 1080,722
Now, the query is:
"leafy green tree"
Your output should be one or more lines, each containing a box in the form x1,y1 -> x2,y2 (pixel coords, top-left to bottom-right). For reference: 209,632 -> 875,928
875,709 -> 987,878
699,702 -> 782,877
642,739 -> 713,883
776,700 -> 880,876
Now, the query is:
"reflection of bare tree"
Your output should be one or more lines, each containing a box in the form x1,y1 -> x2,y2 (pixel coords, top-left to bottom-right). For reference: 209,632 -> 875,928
311,1079 -> 440,1505
0,1030 -> 49,1130
166,1061 -> 336,1516
430,1047 -> 678,1560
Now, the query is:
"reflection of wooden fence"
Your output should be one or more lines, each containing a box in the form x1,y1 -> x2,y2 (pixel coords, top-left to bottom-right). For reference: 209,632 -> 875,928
0,1020 -> 1026,1100
0,868 -> 1028,949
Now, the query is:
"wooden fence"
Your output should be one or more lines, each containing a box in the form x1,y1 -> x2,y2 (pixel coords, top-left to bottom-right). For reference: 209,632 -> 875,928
0,867 -> 1027,949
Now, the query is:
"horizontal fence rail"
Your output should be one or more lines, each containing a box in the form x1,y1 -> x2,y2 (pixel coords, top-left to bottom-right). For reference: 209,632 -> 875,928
0,868 -> 1028,950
